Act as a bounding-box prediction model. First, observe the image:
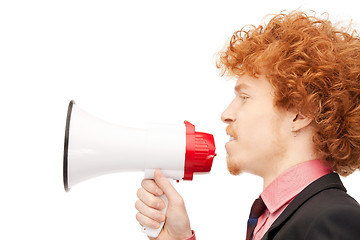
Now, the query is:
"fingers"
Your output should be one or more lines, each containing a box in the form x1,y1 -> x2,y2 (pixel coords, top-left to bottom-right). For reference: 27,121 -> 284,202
135,169 -> 184,232
136,212 -> 161,229
136,187 -> 166,210
141,179 -> 164,196
136,179 -> 166,230
135,200 -> 166,223
154,169 -> 181,203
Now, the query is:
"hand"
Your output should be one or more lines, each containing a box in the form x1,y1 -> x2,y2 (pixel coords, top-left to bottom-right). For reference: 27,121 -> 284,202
135,169 -> 193,240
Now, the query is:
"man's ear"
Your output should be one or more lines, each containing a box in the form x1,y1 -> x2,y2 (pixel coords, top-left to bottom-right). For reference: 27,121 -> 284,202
291,113 -> 313,132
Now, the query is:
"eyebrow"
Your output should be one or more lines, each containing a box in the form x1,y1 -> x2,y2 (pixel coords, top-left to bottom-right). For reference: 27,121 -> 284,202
234,83 -> 251,93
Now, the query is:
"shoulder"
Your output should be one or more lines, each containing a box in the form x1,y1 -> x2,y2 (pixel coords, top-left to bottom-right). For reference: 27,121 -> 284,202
304,188 -> 360,239
296,188 -> 360,239
264,174 -> 360,240
304,190 -> 360,239
268,187 -> 360,240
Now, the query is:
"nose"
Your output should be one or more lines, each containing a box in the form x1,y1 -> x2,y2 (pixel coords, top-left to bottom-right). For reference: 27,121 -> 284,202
221,100 -> 236,124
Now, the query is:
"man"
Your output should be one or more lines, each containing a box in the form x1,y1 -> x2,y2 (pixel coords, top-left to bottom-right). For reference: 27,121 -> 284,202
135,10 -> 360,239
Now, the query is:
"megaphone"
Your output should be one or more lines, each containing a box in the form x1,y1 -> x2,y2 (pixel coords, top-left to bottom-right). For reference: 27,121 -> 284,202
63,100 -> 216,237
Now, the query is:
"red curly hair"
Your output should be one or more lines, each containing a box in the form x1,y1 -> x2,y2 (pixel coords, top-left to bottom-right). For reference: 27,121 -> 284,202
217,10 -> 360,176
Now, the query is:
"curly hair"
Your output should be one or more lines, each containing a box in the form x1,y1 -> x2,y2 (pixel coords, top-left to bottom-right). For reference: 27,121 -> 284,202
217,10 -> 360,176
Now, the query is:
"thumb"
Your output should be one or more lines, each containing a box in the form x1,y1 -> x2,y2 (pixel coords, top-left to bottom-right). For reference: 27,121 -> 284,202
154,169 -> 179,202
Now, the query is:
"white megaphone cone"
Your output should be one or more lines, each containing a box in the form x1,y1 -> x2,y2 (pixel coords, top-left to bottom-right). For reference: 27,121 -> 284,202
63,100 -> 216,237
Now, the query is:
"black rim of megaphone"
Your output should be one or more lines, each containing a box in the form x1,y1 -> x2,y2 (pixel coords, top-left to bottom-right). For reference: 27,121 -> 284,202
63,100 -> 75,192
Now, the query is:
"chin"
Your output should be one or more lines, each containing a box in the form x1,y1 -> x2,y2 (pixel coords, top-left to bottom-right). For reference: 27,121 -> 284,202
226,154 -> 242,176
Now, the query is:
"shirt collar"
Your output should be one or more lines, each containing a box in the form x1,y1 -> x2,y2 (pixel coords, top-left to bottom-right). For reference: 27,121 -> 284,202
260,159 -> 333,214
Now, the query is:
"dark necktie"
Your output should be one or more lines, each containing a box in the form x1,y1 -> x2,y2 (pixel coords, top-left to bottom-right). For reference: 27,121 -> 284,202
246,197 -> 267,240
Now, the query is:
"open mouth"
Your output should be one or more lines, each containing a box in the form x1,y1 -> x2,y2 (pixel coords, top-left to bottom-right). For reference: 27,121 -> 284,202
226,125 -> 237,142
227,132 -> 236,141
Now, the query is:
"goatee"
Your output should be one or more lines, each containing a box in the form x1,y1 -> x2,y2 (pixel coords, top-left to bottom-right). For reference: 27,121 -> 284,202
226,154 -> 242,175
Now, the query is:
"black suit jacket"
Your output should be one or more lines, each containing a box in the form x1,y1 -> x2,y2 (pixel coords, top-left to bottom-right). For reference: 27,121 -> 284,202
262,173 -> 360,240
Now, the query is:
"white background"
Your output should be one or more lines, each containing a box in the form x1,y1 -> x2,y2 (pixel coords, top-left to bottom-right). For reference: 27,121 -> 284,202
1,0 -> 360,239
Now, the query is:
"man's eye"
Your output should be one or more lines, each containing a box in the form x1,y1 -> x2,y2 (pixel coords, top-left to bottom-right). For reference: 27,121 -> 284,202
239,95 -> 249,100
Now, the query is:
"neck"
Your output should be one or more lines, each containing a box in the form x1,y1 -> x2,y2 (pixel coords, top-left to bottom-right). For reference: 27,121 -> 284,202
261,129 -> 320,190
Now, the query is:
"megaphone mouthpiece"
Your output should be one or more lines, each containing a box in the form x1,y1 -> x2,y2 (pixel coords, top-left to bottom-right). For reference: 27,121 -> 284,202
183,121 -> 215,180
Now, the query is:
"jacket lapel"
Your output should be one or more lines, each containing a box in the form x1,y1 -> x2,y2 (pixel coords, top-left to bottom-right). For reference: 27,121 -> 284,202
261,173 -> 346,239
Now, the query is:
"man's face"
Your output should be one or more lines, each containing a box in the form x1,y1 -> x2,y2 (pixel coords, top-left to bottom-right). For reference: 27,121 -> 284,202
221,74 -> 291,177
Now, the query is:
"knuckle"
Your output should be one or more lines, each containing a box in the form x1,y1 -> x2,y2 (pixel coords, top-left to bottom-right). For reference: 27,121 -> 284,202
136,188 -> 142,198
141,179 -> 147,187
135,200 -> 141,210
135,212 -> 142,222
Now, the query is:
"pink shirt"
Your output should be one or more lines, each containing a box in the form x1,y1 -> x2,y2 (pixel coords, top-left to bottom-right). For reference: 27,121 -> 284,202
253,159 -> 333,240
184,230 -> 196,240
185,159 -> 332,240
